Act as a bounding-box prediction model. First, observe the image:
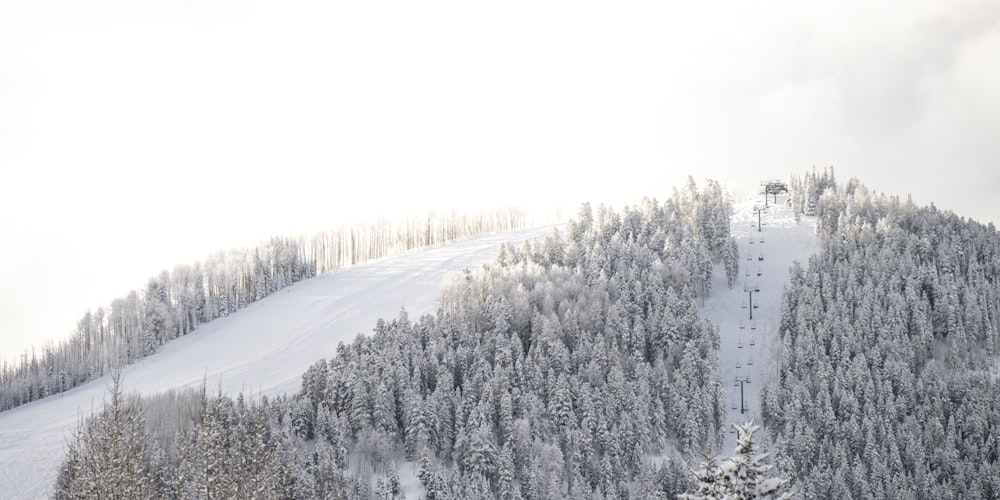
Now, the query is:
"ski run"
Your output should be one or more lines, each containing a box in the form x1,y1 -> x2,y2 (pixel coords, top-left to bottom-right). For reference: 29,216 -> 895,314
0,226 -> 557,499
702,195 -> 818,453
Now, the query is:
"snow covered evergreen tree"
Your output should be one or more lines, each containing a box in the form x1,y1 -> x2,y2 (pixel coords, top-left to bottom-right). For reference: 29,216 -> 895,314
53,374 -> 153,500
682,421 -> 791,500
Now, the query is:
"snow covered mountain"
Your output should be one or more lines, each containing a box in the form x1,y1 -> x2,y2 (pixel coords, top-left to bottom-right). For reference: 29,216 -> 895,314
34,182 -> 802,500
24,182 -> 969,499
0,226 -> 557,499
2,192 -> 819,499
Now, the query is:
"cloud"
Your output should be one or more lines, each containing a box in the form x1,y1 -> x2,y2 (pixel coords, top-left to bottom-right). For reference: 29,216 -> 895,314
650,1 -> 1000,218
2,0 -> 1000,357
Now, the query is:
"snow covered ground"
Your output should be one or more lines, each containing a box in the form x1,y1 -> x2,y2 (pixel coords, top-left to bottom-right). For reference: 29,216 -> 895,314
702,196 -> 818,453
0,196 -> 819,497
0,225 -> 557,499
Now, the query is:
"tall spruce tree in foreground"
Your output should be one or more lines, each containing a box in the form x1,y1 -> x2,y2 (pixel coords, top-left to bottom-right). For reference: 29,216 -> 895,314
682,421 -> 791,500
54,374 -> 152,500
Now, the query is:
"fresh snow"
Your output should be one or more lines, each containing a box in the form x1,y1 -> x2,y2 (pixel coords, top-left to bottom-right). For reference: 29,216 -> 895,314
701,195 -> 818,453
0,225 -> 557,499
0,196 -> 821,498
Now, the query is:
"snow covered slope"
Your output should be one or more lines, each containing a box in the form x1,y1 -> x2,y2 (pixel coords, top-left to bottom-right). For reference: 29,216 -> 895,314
0,225 -> 557,499
702,196 -> 818,453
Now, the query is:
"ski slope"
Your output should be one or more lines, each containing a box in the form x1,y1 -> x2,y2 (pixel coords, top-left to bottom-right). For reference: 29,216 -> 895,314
702,196 -> 818,453
0,198 -> 818,497
0,225 -> 558,499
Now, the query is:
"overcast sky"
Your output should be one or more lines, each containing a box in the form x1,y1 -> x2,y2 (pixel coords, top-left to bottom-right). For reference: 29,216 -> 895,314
2,0 -> 998,362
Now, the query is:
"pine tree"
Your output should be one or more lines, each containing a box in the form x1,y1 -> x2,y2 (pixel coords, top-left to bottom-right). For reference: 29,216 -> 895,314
498,442 -> 516,500
53,373 -> 153,499
683,421 -> 791,500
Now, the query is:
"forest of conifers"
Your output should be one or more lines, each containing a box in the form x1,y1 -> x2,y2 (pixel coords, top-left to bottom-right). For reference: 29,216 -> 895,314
0,208 -> 527,412
764,171 -> 1000,498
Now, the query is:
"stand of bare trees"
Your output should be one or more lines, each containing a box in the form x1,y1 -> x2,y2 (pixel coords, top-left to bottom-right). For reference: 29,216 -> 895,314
0,207 -> 528,413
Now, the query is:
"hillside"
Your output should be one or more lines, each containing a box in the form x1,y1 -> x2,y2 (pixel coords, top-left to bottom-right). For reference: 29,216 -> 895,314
43,181 -> 742,499
0,225 -> 555,499
16,175 -> 995,499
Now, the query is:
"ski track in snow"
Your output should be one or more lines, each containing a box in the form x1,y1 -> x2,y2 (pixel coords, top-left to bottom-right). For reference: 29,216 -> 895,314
0,226 -> 558,500
701,196 -> 818,454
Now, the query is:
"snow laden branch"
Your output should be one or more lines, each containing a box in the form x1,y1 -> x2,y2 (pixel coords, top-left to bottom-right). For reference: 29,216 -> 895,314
682,420 -> 791,500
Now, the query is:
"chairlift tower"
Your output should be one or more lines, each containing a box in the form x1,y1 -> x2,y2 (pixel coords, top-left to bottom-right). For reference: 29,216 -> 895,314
734,376 -> 751,414
743,281 -> 760,320
752,205 -> 767,232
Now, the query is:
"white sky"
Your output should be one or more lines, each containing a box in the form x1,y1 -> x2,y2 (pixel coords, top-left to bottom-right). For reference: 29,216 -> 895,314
2,0 -> 999,363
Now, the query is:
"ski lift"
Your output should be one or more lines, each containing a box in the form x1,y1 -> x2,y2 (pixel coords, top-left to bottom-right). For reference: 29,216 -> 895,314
741,298 -> 748,309
756,268 -> 762,277
749,333 -> 757,346
750,320 -> 757,331
738,338 -> 744,349
732,397 -> 738,411
739,320 -> 746,330
745,268 -> 751,277
748,354 -> 754,366
753,302 -> 759,310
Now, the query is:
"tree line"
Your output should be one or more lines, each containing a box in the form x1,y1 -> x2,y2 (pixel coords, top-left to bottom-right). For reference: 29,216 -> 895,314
0,207 -> 528,413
